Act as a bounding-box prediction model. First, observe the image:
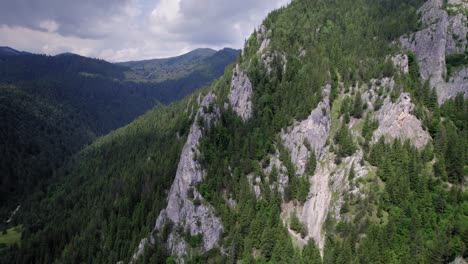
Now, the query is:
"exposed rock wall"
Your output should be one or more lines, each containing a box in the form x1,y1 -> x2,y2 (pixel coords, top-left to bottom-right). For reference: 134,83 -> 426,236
132,92 -> 224,262
257,25 -> 271,54
301,162 -> 332,252
279,85 -> 332,252
263,150 -> 289,196
155,92 -> 223,256
256,24 -> 287,74
400,0 -> 468,103
281,85 -> 331,175
373,93 -> 431,148
391,54 -> 409,74
228,64 -> 253,121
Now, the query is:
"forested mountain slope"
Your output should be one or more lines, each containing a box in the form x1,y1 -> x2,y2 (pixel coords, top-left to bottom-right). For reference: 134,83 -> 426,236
119,48 -> 239,83
0,48 -> 238,225
2,0 -> 467,263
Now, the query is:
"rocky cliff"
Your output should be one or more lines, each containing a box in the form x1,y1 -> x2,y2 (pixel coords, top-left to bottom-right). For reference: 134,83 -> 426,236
373,93 -> 431,148
280,85 -> 332,251
132,92 -> 224,262
281,85 -> 331,175
131,1 -> 463,262
401,0 -> 468,103
228,64 -> 254,121
155,92 -> 223,256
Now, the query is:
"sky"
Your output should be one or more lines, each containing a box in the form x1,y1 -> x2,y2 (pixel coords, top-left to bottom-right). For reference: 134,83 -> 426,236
0,0 -> 290,62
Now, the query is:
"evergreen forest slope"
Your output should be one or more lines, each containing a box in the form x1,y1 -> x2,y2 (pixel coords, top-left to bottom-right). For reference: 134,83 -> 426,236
1,0 -> 467,263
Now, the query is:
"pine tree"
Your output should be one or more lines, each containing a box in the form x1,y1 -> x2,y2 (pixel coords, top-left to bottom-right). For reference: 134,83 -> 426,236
351,91 -> 364,118
349,163 -> 355,182
306,150 -> 317,175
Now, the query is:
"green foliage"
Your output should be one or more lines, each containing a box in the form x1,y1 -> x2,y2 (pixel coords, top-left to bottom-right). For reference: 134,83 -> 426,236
3,99 -> 192,263
351,91 -> 364,119
446,51 -> 468,79
0,226 -> 22,249
119,48 -> 238,83
302,241 -> 322,264
185,233 -> 203,248
334,123 -> 357,157
306,151 -> 317,175
289,213 -> 307,238
0,85 -> 94,213
0,49 -> 237,220
360,140 -> 467,263
348,163 -> 355,181
5,0 -> 451,263
362,114 -> 379,147
430,95 -> 468,184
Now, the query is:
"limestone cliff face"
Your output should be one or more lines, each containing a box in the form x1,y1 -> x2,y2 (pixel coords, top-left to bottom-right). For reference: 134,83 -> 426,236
228,64 -> 253,121
155,92 -> 223,257
281,85 -> 331,175
256,24 -> 287,75
263,150 -> 289,196
300,161 -> 332,252
391,54 -> 409,74
279,85 -> 332,251
400,0 -> 468,103
132,92 -> 224,262
300,150 -> 370,252
257,25 -> 271,55
373,93 -> 431,148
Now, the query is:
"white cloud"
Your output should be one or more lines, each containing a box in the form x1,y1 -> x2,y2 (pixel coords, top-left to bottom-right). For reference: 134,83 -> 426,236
0,0 -> 290,62
0,25 -> 98,56
38,20 -> 59,32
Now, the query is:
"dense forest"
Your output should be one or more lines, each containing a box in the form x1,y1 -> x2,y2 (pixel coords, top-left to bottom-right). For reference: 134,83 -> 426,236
0,48 -> 238,225
1,0 -> 467,263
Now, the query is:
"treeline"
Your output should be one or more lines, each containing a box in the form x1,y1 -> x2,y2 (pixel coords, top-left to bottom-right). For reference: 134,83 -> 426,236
0,100 -> 193,263
0,49 -> 237,220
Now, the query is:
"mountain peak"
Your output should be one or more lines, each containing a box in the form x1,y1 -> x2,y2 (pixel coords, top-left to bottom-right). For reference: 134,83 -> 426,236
0,46 -> 29,56
187,48 -> 217,56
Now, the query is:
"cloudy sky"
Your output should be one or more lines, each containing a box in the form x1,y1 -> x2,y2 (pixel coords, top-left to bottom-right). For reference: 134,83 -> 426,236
0,0 -> 290,62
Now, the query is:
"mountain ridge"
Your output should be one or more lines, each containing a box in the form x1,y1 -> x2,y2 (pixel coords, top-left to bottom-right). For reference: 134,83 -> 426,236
1,0 -> 467,263
119,48 -> 240,83
0,46 -> 238,228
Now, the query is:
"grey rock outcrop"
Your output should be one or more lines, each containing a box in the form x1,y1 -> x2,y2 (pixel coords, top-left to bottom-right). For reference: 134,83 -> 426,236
450,256 -> 467,264
362,77 -> 395,111
256,24 -> 287,75
281,85 -> 331,175
400,0 -> 468,103
261,51 -> 287,75
391,54 -> 409,74
155,92 -> 223,256
300,149 -> 370,253
257,25 -> 271,54
373,93 -> 431,148
6,204 -> 20,224
228,64 -> 253,121
278,85 -> 331,253
130,237 -> 154,263
301,162 -> 332,252
247,174 -> 263,199
132,92 -> 224,262
263,150 -> 289,196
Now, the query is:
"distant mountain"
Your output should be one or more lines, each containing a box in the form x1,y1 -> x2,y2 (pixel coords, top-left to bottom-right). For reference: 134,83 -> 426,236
0,47 -> 29,56
0,47 -> 238,218
119,48 -> 239,83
